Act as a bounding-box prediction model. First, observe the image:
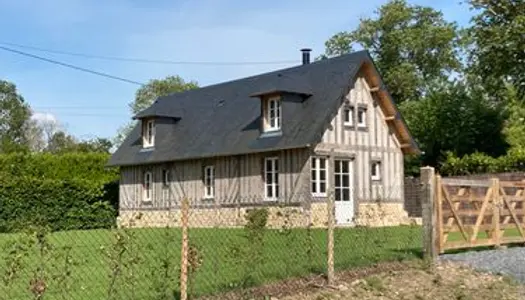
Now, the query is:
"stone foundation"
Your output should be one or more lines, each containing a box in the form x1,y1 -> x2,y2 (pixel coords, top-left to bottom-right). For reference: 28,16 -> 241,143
354,202 -> 414,227
117,206 -> 315,229
117,202 -> 417,229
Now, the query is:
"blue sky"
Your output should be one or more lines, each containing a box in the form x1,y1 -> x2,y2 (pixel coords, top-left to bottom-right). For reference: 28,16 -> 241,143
0,0 -> 474,140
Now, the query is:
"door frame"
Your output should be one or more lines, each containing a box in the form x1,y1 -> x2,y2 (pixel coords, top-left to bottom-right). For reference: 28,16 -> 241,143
333,158 -> 355,225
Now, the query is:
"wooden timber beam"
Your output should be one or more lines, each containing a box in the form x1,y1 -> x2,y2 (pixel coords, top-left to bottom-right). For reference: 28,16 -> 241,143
400,143 -> 412,149
384,115 -> 396,121
369,86 -> 380,92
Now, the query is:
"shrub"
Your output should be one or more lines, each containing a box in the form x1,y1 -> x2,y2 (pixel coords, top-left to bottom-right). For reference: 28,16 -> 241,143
0,153 -> 118,232
440,147 -> 525,176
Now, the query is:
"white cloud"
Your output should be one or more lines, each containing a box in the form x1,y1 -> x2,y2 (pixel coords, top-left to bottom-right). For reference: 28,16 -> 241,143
31,112 -> 58,123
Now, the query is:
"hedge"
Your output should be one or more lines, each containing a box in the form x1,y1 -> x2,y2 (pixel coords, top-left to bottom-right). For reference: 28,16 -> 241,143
440,147 -> 525,176
0,153 -> 119,232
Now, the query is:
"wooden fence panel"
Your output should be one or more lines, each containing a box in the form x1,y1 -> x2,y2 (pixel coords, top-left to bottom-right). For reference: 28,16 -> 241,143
436,177 -> 525,253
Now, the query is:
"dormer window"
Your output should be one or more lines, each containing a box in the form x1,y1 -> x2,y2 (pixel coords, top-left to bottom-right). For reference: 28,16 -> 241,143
264,96 -> 281,132
142,119 -> 155,148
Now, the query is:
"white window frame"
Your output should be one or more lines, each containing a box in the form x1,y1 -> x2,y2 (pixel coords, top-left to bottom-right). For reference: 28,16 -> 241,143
311,157 -> 328,197
203,165 -> 215,199
357,107 -> 367,128
334,160 -> 353,202
162,169 -> 170,188
143,171 -> 152,202
266,96 -> 281,131
143,119 -> 155,148
343,106 -> 354,126
264,157 -> 279,200
371,161 -> 381,181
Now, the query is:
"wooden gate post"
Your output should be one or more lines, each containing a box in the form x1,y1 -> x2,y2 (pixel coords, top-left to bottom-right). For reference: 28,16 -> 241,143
491,178 -> 501,248
421,166 -> 438,260
180,198 -> 189,300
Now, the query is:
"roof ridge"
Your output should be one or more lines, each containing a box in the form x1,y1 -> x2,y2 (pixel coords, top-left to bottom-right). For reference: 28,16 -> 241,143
154,50 -> 371,102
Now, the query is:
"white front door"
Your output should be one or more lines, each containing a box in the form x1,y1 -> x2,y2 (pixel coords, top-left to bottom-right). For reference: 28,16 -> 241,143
334,159 -> 354,225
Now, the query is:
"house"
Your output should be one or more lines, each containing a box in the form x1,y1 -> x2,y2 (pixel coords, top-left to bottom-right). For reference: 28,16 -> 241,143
107,49 -> 420,228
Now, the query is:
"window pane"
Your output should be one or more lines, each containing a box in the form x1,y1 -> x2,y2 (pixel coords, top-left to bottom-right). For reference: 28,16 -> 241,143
335,161 -> 341,173
274,159 -> 279,172
311,170 -> 317,181
266,160 -> 272,172
335,175 -> 341,187
342,161 -> 349,173
342,175 -> 350,187
266,172 -> 273,183
320,158 -> 326,169
342,189 -> 350,201
311,182 -> 317,193
275,185 -> 279,198
266,185 -> 273,197
335,188 -> 341,201
344,109 -> 350,122
358,111 -> 363,122
320,182 -> 326,193
320,170 -> 326,180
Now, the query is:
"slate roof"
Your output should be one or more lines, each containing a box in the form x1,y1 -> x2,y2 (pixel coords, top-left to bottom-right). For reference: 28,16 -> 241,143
108,50 -> 418,167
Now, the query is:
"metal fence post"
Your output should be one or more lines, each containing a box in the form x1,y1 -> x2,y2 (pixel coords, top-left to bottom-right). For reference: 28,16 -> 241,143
421,166 -> 438,260
327,150 -> 335,285
180,198 -> 189,300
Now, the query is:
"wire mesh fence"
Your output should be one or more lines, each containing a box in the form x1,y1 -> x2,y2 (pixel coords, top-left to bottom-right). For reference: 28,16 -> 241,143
0,187 -> 422,300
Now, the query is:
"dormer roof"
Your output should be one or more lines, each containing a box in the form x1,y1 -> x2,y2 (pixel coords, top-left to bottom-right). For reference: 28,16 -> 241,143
248,73 -> 312,99
133,103 -> 182,120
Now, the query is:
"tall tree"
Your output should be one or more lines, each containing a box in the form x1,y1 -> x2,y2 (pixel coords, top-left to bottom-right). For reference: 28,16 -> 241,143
400,81 -> 508,168
24,117 -> 45,152
45,131 -> 78,154
502,85 -> 525,148
0,80 -> 31,153
322,0 -> 461,103
131,75 -> 198,115
114,75 -> 198,147
465,0 -> 525,98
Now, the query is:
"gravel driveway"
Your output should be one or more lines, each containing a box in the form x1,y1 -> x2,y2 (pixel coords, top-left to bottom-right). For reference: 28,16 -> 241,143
440,247 -> 525,283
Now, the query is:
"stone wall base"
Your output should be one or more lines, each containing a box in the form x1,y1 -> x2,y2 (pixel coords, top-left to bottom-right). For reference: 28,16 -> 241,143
117,202 -> 417,229
354,203 -> 415,227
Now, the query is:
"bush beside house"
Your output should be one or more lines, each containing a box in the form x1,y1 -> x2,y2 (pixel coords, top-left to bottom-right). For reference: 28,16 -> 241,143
0,153 -> 118,232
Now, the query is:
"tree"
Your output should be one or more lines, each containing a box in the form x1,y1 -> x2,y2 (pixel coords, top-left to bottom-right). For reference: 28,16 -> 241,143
131,75 -> 198,115
400,81 -> 508,168
502,85 -> 525,148
322,0 -> 461,103
0,80 -> 31,153
45,131 -> 78,154
45,131 -> 112,154
114,75 -> 198,147
465,0 -> 525,98
24,117 -> 45,152
76,138 -> 113,153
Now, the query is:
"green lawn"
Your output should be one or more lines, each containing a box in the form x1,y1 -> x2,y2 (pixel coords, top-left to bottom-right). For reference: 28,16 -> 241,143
0,225 -> 422,299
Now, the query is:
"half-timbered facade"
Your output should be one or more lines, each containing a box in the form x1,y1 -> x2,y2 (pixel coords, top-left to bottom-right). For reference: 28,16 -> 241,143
108,49 -> 419,227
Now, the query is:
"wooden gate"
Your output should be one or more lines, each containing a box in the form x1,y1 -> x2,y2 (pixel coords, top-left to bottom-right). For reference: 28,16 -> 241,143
436,176 -> 525,253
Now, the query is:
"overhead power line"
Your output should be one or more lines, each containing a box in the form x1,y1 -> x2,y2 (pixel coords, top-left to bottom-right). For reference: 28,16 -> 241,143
0,45 -> 145,86
0,41 -> 299,66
